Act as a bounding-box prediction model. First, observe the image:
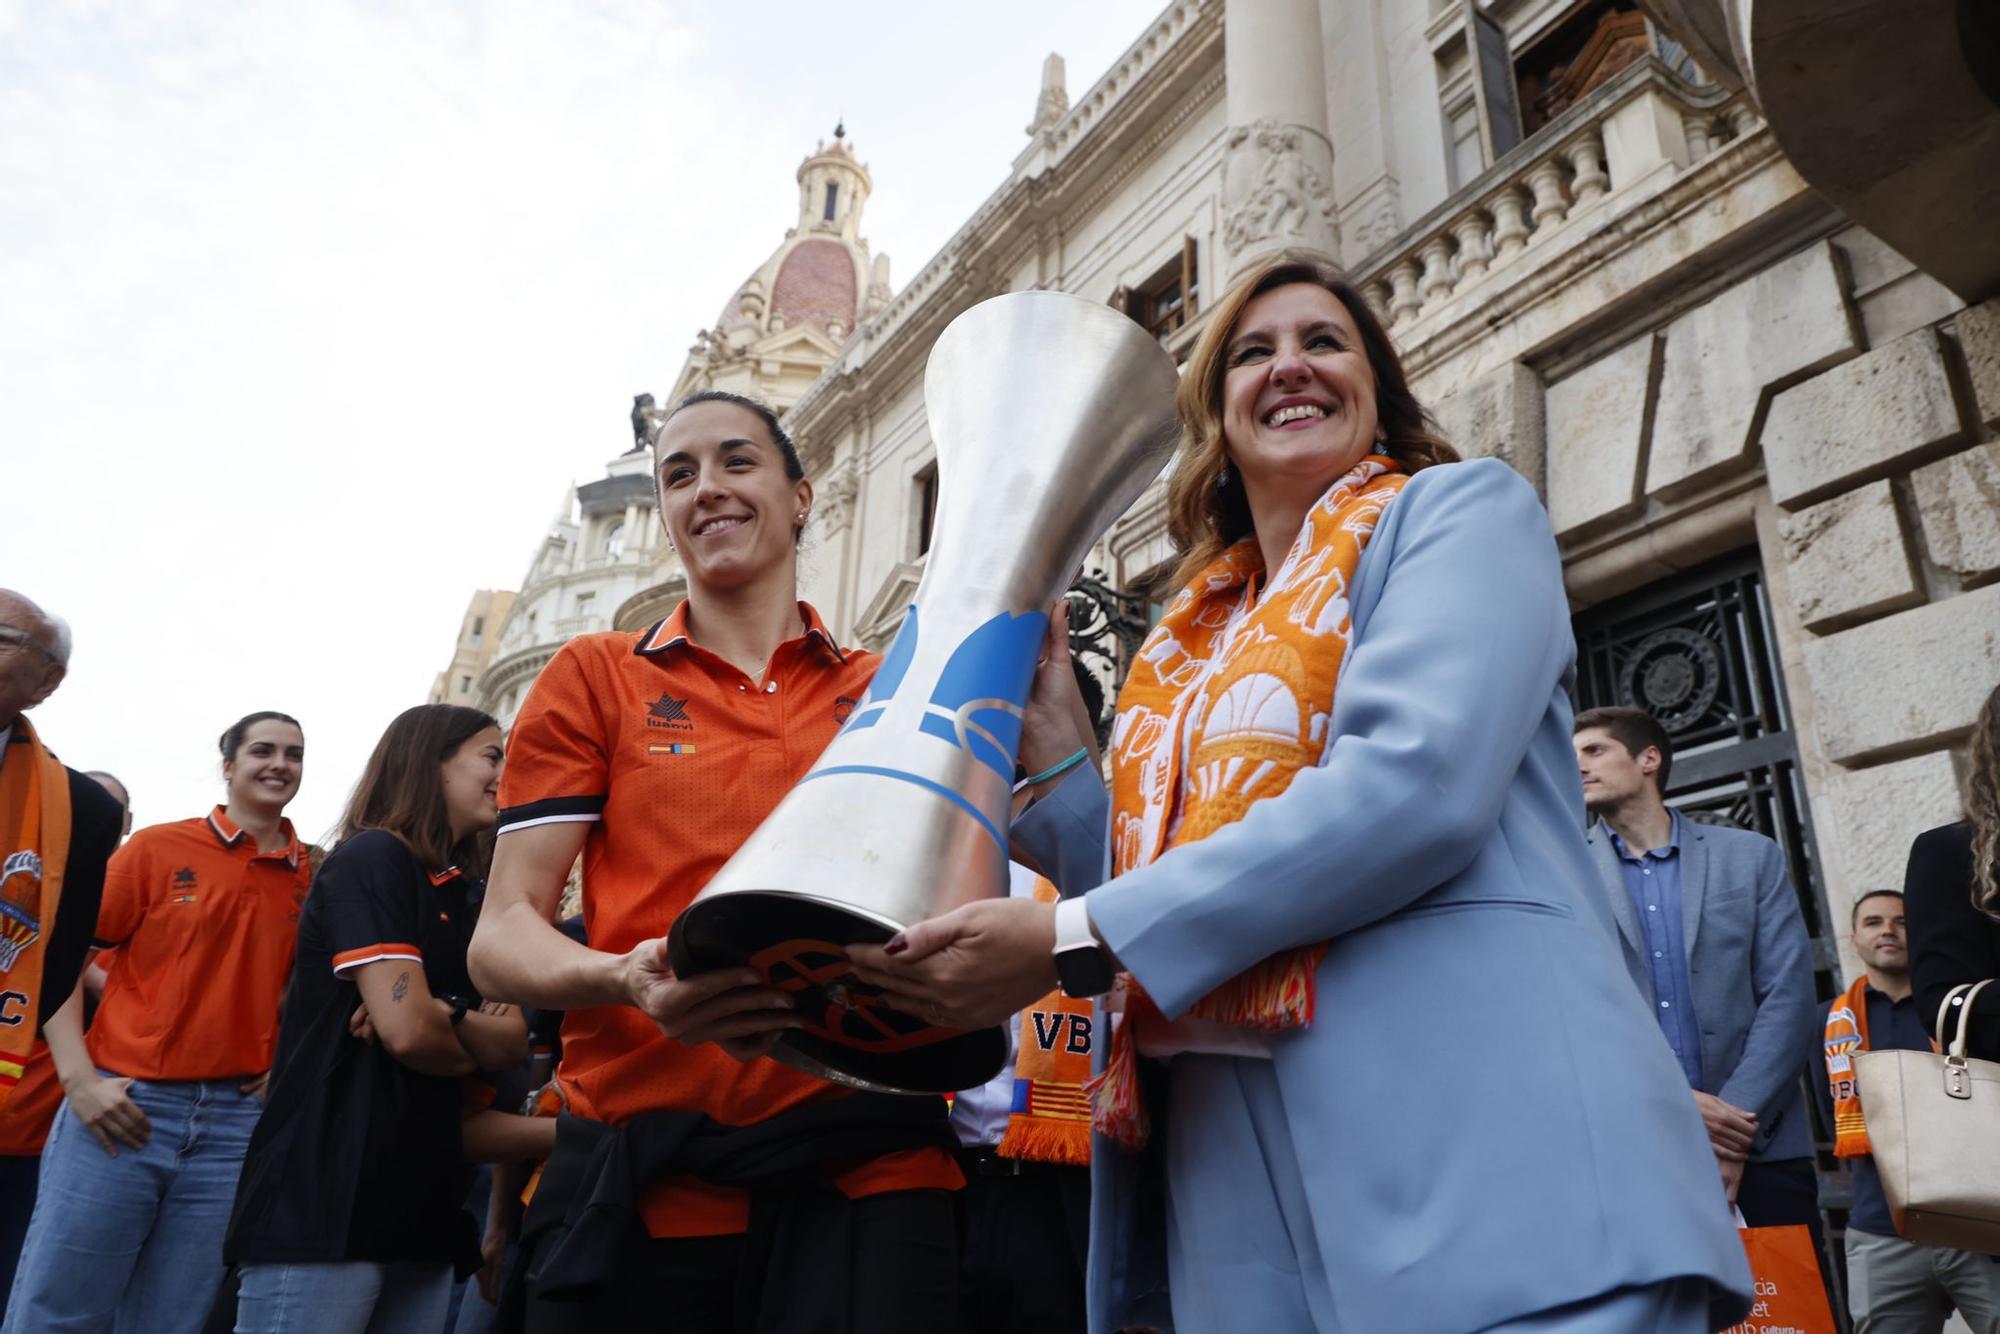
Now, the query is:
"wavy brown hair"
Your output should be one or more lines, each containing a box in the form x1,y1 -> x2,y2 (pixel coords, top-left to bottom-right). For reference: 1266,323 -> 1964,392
1969,682 -> 2000,919
338,704 -> 499,878
1165,250 -> 1459,590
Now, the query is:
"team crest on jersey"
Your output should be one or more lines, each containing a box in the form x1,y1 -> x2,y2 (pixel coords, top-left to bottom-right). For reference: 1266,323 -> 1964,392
646,693 -> 694,733
0,851 -> 44,974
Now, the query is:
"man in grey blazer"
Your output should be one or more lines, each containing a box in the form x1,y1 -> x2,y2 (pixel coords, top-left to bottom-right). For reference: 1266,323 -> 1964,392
1574,707 -> 1822,1240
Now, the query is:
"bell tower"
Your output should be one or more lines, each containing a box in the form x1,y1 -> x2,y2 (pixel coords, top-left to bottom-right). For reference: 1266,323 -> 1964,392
797,121 -> 872,244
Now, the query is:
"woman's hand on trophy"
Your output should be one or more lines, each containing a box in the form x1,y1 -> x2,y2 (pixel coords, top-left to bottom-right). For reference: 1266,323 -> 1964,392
620,937 -> 801,1060
1018,600 -> 1092,782
846,898 -> 1060,1030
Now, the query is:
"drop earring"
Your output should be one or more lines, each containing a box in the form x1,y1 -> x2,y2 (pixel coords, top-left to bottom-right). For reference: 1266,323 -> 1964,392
1216,462 -> 1231,490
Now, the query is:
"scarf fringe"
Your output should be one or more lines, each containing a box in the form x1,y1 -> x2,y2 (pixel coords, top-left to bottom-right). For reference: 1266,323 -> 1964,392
996,1114 -> 1091,1165
1087,1022 -> 1149,1151
1189,951 -> 1321,1032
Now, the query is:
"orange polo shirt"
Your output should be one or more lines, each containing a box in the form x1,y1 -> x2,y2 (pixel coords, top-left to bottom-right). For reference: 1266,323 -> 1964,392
89,809 -> 311,1081
497,601 -> 962,1238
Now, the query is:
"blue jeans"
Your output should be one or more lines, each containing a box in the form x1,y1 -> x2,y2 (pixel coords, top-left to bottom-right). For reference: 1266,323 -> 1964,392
234,1261 -> 452,1334
1,1074 -> 260,1334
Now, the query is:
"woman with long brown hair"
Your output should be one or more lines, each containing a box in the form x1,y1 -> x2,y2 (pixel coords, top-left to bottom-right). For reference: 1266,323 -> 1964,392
853,251 -> 1753,1331
1908,681 -> 2000,1060
224,704 -> 526,1333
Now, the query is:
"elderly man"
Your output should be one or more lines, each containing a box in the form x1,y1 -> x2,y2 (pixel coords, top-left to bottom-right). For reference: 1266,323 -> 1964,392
0,590 -> 123,1320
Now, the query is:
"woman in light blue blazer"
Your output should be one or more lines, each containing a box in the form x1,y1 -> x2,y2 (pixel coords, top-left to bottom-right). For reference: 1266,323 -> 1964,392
852,252 -> 1752,1333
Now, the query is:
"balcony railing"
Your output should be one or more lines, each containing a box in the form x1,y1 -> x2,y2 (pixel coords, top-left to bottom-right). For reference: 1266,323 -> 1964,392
1354,57 -> 1757,335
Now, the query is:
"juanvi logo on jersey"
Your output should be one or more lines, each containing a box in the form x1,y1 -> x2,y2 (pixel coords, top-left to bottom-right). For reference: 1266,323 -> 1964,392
0,850 -> 44,974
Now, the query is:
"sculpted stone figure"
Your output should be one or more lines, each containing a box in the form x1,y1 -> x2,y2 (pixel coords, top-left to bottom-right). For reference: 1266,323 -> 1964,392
1223,118 -> 1336,257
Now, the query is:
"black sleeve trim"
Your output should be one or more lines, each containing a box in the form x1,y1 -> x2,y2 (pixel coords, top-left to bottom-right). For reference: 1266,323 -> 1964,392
495,794 -> 607,834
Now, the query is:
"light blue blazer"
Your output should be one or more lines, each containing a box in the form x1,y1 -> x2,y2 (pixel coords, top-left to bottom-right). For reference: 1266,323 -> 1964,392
1016,460 -> 1754,1333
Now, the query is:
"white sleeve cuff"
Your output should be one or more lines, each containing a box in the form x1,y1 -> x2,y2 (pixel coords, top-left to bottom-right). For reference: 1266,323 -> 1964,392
1053,895 -> 1098,953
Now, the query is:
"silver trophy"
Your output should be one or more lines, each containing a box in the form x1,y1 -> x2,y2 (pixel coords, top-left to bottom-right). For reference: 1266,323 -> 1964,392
667,290 -> 1179,1094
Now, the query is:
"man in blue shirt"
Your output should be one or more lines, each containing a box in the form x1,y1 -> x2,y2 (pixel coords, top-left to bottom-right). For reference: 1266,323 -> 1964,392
1574,707 -> 1819,1242
1815,890 -> 2000,1333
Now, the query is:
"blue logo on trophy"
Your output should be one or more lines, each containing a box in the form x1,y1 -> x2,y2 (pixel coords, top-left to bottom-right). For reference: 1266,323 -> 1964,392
844,607 -> 1047,782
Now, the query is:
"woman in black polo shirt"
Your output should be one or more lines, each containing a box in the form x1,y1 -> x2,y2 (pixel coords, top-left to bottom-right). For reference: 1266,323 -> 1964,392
224,705 -> 528,1332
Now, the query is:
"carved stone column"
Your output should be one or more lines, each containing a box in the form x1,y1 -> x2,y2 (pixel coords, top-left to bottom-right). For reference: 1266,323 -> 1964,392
1221,0 -> 1338,282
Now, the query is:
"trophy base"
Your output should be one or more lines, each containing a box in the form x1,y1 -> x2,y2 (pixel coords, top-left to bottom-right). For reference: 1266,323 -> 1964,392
667,891 -> 1010,1097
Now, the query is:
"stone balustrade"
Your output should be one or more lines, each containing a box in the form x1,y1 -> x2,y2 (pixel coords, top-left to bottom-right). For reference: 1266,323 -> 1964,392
1357,58 -> 1754,335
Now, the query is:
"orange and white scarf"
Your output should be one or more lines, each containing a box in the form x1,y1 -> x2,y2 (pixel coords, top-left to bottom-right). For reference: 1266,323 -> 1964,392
1092,457 -> 1407,1148
0,718 -> 72,1107
995,876 -> 1093,1165
1824,974 -> 1872,1158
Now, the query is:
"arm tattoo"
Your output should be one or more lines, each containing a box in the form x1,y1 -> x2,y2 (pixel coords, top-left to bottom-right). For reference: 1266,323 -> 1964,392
391,971 -> 409,1003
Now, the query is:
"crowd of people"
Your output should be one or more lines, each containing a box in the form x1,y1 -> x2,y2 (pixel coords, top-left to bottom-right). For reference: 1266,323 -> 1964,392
2,248 -> 1998,1334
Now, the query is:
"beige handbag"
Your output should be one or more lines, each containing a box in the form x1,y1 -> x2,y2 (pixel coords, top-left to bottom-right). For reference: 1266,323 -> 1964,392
1855,979 -> 2000,1253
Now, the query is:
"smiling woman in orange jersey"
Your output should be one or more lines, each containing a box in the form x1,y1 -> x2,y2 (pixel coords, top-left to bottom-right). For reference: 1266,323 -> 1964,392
470,391 -> 961,1334
4,712 -> 309,1334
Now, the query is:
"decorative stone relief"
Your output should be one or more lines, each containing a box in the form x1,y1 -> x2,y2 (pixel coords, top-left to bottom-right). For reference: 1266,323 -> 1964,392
1774,481 -> 1922,633
816,455 -> 861,533
1340,193 -> 1403,261
1222,118 -> 1336,260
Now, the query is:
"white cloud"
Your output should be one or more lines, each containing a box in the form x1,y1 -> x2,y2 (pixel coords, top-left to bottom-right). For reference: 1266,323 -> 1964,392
4,0 -> 1156,839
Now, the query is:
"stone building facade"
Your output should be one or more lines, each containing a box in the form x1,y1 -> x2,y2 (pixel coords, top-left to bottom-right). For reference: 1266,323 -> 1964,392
449,0 -> 2000,997
428,587 -> 515,708
461,445 -> 664,730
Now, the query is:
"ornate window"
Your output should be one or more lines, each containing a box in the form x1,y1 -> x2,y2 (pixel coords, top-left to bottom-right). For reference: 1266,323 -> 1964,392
1113,238 -> 1199,343
1513,1 -> 1654,136
604,522 -> 625,558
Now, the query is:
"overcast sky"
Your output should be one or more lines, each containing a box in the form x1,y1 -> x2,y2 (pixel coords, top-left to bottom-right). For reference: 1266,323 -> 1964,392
3,0 -> 1158,842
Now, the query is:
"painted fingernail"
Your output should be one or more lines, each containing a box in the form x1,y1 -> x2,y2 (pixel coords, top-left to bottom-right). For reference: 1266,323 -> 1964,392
884,935 -> 909,956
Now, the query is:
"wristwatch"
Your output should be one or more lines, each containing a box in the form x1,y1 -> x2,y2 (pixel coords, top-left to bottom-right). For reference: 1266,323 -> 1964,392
1053,898 -> 1115,998
447,1000 -> 470,1027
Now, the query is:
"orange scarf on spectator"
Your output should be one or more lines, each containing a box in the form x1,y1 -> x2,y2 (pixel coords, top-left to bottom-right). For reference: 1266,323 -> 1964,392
1824,974 -> 1872,1158
996,876 -> 1093,1165
0,719 -> 71,1108
1092,457 -> 1406,1149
